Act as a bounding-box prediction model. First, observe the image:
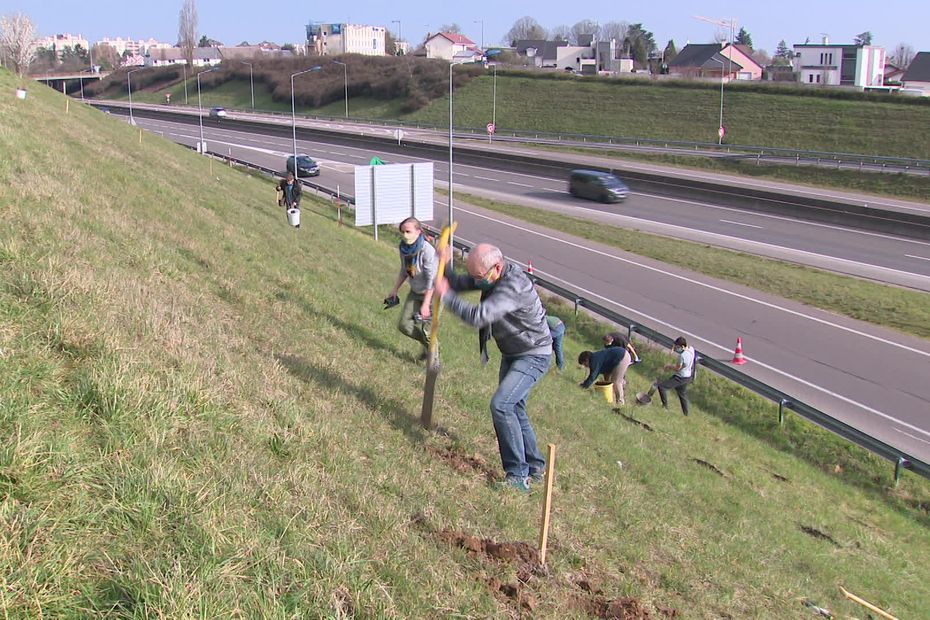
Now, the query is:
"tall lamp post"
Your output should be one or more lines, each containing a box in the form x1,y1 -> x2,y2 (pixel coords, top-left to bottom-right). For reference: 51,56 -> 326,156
332,60 -> 348,118
127,67 -> 144,126
448,61 -> 462,258
708,56 -> 725,144
197,67 -> 218,153
391,20 -> 402,53
291,66 -> 322,170
473,19 -> 484,50
240,61 -> 254,110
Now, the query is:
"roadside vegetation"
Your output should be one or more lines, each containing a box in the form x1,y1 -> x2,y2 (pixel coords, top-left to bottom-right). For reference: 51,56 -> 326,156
439,189 -> 930,340
4,70 -> 929,617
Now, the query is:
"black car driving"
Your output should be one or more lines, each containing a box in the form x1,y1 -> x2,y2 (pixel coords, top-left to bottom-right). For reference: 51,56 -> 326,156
286,154 -> 321,177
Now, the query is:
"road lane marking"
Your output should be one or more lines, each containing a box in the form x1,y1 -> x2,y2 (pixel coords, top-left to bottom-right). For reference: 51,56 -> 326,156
720,219 -> 763,229
507,181 -> 534,188
456,206 -> 930,359
893,428 -> 930,446
906,254 -> 930,262
474,176 -> 497,181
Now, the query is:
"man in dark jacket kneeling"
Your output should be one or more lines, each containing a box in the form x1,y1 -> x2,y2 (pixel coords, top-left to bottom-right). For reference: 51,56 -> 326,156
436,244 -> 552,492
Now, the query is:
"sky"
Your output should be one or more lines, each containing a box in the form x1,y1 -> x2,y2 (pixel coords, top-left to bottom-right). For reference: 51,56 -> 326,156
3,0 -> 927,56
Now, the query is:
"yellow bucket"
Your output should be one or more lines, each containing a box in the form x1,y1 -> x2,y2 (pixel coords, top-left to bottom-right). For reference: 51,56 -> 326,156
593,381 -> 614,404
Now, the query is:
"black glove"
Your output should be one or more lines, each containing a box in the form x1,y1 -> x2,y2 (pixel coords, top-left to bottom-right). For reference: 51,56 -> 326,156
383,295 -> 400,310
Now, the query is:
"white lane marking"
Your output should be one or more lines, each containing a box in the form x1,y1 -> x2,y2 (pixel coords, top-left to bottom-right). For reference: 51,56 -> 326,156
507,181 -> 534,188
893,428 -> 930,446
720,219 -> 763,229
906,254 -> 930,262
456,206 -> 930,358
516,263 -> 930,440
474,176 -> 498,181
455,173 -> 471,177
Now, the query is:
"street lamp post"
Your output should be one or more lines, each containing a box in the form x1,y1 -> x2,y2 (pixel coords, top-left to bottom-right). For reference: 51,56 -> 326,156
448,61 -> 456,258
197,67 -> 218,153
709,56 -> 725,144
290,66 -> 322,172
473,19 -> 484,50
127,67 -> 143,126
240,61 -> 254,110
332,60 -> 348,118
391,20 -> 402,53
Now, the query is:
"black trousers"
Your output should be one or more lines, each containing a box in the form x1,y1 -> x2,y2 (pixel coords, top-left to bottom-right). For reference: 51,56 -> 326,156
657,375 -> 692,415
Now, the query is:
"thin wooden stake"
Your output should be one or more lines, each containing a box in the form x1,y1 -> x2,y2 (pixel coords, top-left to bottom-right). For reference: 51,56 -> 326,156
538,443 -> 557,565
839,586 -> 898,620
138,128 -> 142,144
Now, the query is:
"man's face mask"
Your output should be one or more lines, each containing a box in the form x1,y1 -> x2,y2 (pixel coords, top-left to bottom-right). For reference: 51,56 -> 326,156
475,264 -> 500,290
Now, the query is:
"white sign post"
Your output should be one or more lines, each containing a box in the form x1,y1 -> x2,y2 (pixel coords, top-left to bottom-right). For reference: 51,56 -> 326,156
355,162 -> 434,235
486,122 -> 495,144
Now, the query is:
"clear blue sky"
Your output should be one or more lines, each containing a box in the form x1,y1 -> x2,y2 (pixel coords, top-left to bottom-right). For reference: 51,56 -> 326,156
4,0 -> 927,55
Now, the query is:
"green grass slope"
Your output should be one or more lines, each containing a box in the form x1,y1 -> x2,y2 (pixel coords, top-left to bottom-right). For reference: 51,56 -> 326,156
408,75 -> 930,158
3,69 -> 929,617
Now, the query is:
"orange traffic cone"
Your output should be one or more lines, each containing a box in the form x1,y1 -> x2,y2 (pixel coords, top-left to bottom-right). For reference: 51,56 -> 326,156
527,260 -> 534,275
731,337 -> 746,365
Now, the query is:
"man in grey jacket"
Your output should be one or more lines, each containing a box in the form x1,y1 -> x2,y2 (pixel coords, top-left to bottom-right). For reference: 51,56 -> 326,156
386,217 -> 438,360
436,243 -> 552,491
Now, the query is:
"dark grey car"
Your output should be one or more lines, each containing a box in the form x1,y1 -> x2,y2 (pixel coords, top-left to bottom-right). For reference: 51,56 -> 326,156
568,169 -> 629,203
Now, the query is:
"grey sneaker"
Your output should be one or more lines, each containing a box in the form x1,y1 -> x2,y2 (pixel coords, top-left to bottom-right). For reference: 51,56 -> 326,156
493,476 -> 530,492
636,392 -> 652,405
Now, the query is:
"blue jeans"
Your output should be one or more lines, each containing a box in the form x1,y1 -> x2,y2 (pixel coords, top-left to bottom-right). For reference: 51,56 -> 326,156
491,354 -> 550,479
549,322 -> 566,370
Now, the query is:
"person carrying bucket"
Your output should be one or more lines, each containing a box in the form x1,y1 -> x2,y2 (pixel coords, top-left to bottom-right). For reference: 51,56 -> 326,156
578,345 -> 631,406
385,217 -> 438,361
278,172 -> 302,207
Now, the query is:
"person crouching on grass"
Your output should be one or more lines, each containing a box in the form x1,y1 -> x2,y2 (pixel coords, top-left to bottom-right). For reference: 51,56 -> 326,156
636,336 -> 695,415
385,218 -> 438,361
435,243 -> 552,492
578,345 -> 631,406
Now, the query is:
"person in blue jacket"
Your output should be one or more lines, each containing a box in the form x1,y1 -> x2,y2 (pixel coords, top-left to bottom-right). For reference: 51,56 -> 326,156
578,345 -> 631,405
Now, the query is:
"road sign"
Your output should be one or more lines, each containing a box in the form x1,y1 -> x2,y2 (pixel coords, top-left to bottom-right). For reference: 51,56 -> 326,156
486,122 -> 496,135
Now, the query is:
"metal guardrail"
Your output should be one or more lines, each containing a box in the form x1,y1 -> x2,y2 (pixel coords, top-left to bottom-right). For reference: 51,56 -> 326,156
194,144 -> 929,485
211,103 -> 930,175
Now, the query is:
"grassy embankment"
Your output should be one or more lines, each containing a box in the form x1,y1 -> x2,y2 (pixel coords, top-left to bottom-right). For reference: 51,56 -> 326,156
5,70 -> 930,617
437,190 -> 930,340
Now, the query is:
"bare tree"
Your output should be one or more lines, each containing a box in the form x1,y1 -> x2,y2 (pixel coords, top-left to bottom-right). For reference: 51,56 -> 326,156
600,21 -> 628,45
504,16 -> 547,46
570,19 -> 599,45
0,12 -> 39,76
178,0 -> 198,67
550,24 -> 571,42
438,23 -> 461,34
890,43 -> 914,67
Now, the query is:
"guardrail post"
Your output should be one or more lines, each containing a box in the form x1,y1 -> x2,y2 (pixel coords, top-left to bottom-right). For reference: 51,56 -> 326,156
573,298 -> 582,316
894,457 -> 909,486
778,399 -> 791,426
627,323 -> 637,340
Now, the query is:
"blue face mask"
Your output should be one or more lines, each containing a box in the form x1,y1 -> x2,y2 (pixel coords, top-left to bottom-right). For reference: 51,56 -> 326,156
475,279 -> 495,291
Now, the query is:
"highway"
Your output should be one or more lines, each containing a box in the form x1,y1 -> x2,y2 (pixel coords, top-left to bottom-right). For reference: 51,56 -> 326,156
125,111 -> 930,464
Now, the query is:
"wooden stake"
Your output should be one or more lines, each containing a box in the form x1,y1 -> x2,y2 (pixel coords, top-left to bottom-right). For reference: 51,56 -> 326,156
66,98 -> 69,114
538,443 -> 557,565
138,128 -> 142,144
839,586 -> 898,620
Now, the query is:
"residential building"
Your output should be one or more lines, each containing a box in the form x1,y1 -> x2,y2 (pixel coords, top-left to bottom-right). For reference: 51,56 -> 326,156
883,62 -> 905,84
668,43 -> 743,81
144,47 -> 222,67
306,22 -> 386,56
218,46 -> 294,60
37,33 -> 89,57
95,37 -> 172,57
514,39 -> 566,68
424,32 -> 480,61
900,52 -> 930,95
721,44 -> 763,80
792,39 -> 885,87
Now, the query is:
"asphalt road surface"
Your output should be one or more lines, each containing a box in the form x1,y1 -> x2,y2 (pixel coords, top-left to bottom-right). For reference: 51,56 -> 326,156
129,113 -> 930,464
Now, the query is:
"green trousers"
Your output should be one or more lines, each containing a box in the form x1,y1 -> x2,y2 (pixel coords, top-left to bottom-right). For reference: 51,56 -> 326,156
398,290 -> 430,348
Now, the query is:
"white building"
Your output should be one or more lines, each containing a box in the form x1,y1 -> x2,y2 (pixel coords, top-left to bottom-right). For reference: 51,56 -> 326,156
144,47 -> 222,67
900,52 -> 930,96
792,39 -> 885,87
306,22 -> 386,56
96,37 -> 173,57
424,32 -> 480,61
36,33 -> 90,57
